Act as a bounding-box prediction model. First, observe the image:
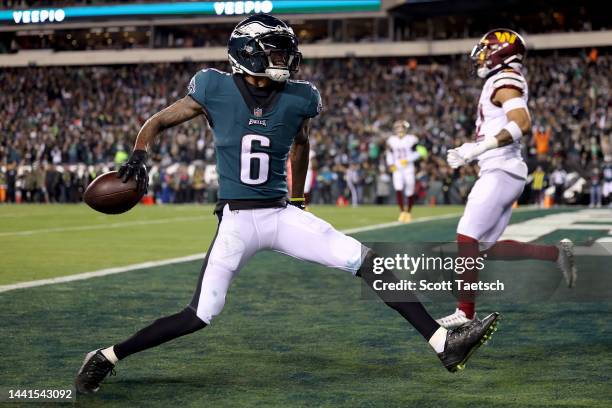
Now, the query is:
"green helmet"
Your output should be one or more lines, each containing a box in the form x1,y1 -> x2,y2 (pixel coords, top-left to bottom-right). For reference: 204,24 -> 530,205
228,14 -> 301,82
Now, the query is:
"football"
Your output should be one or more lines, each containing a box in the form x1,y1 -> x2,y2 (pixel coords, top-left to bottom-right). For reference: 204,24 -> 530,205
83,171 -> 144,214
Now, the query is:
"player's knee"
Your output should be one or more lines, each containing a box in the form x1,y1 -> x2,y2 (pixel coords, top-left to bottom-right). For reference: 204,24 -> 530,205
356,248 -> 377,278
196,295 -> 226,324
326,233 -> 363,273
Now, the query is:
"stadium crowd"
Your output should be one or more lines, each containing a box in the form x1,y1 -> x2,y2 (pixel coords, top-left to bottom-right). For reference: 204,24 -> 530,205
1,1 -> 608,53
1,51 -> 611,206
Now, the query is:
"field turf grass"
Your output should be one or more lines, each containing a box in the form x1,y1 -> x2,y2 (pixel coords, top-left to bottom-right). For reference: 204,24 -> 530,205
0,204 -> 611,407
0,204 -> 462,285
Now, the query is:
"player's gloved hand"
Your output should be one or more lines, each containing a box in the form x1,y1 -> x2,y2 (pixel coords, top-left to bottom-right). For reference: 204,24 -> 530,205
400,159 -> 409,167
288,197 -> 306,210
446,148 -> 468,169
448,138 -> 499,169
389,165 -> 397,173
118,149 -> 148,193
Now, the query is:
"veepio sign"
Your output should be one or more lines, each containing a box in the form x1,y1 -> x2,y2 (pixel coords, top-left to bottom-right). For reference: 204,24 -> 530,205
213,1 -> 273,15
13,9 -> 65,24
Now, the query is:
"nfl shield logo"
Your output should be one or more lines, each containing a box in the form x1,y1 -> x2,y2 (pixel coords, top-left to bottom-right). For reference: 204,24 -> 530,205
254,107 -> 263,117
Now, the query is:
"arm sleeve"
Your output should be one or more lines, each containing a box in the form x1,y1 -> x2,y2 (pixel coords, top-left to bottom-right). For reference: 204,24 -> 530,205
187,69 -> 214,108
304,84 -> 323,118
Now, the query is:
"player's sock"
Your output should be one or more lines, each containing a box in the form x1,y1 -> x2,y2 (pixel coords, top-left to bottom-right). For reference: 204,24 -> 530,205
456,233 -> 480,319
457,302 -> 475,320
304,192 -> 311,206
428,326 -> 448,353
100,346 -> 119,365
407,195 -> 414,213
395,191 -> 404,212
113,307 -> 206,360
357,249 -> 440,341
485,240 -> 559,261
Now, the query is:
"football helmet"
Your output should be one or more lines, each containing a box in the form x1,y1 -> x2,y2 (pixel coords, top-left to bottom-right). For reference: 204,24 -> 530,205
470,28 -> 526,79
393,120 -> 410,137
228,14 -> 301,82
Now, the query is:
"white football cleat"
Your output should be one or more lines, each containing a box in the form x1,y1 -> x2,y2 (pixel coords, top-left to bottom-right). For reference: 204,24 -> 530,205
436,308 -> 477,329
557,238 -> 577,288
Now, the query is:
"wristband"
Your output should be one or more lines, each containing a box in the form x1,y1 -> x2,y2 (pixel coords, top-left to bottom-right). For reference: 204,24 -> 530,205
130,149 -> 148,162
482,137 -> 499,150
289,197 -> 306,210
472,137 -> 499,157
503,121 -> 522,142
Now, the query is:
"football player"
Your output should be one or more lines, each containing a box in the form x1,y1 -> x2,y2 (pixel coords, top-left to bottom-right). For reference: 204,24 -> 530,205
386,121 -> 420,222
436,29 -> 577,329
75,15 -> 500,394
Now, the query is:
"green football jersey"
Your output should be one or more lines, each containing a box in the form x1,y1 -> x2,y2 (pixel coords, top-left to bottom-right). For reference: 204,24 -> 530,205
187,68 -> 321,200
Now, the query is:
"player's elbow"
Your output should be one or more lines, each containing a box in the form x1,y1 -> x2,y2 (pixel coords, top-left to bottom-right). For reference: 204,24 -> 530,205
508,110 -> 531,134
143,115 -> 159,130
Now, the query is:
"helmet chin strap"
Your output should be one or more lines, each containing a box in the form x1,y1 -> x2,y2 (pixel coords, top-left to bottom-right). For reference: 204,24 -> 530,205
265,67 -> 290,82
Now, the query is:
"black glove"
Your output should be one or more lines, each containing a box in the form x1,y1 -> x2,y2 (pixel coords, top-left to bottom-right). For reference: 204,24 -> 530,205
118,149 -> 148,193
288,197 -> 306,210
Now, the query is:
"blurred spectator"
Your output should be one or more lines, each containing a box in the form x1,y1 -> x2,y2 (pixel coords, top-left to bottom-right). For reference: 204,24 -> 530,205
550,164 -> 568,205
589,162 -> 602,208
534,125 -> 551,160
530,166 -> 547,206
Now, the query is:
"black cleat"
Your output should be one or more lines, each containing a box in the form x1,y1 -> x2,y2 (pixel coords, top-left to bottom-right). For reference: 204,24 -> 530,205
75,349 -> 115,394
437,312 -> 500,372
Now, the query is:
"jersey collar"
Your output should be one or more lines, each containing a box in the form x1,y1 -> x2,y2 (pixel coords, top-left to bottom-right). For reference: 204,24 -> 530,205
232,74 -> 285,116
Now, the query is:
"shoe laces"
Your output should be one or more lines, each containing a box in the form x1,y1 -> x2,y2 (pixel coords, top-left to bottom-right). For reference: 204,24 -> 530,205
440,310 -> 466,325
84,359 -> 115,382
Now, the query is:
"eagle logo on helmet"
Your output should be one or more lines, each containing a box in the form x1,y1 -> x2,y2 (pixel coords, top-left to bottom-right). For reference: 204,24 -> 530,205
470,28 -> 526,79
228,14 -> 302,82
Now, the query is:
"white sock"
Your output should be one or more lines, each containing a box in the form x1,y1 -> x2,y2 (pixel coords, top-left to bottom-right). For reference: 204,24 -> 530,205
428,327 -> 448,353
101,346 -> 118,365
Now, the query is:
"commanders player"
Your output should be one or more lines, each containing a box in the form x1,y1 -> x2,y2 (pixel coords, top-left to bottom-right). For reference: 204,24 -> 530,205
436,29 -> 577,328
75,15 -> 500,394
386,121 -> 421,222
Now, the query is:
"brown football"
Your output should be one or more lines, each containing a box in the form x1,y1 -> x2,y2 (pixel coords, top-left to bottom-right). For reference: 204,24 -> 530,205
84,171 -> 144,214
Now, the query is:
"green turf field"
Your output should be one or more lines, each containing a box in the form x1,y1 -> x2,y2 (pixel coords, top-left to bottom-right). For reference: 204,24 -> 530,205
0,204 -> 611,407
0,204 -> 463,285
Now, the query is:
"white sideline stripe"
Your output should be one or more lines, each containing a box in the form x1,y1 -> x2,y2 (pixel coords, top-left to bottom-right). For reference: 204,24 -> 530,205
0,211 -> 463,293
0,215 -> 212,237
0,254 -> 207,293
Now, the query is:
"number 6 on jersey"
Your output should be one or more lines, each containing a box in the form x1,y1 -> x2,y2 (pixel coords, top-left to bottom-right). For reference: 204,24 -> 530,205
241,134 -> 270,185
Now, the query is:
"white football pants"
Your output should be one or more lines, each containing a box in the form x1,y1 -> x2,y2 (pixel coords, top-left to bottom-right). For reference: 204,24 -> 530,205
457,169 -> 526,249
392,168 -> 415,196
189,204 -> 364,323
